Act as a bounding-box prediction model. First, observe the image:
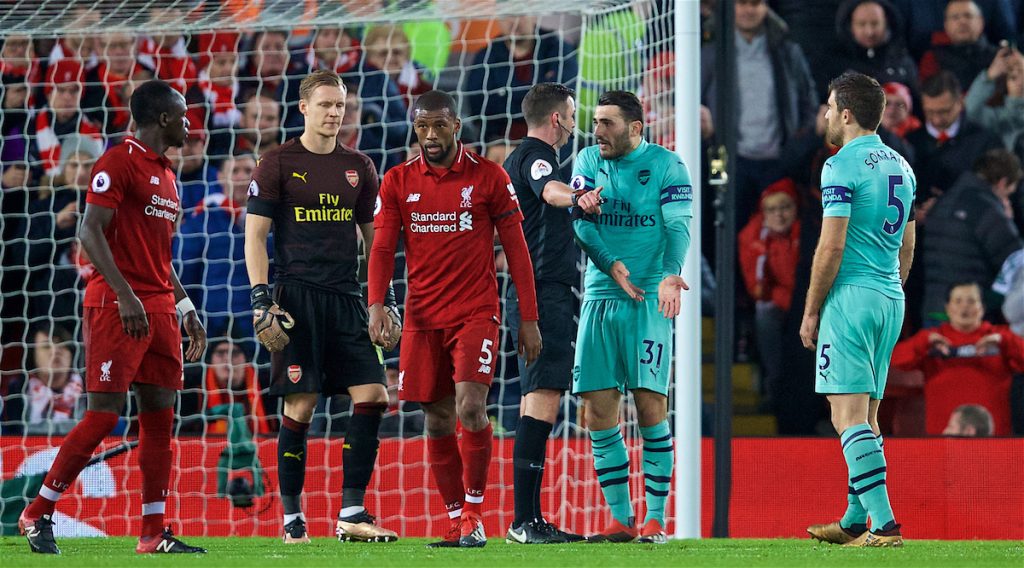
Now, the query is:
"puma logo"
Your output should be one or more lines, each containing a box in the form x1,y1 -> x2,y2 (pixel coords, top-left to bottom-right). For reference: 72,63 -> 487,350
283,451 -> 304,460
292,171 -> 308,183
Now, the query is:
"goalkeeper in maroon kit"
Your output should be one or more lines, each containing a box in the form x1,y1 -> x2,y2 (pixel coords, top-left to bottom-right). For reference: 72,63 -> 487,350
367,90 -> 541,548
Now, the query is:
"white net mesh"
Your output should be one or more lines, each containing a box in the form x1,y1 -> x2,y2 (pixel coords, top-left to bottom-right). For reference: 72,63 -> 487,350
0,0 -> 683,538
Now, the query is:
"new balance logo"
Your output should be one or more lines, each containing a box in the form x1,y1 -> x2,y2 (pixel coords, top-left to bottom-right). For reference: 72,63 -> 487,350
459,211 -> 473,231
407,193 -> 421,202
292,171 -> 308,183
283,451 -> 304,460
25,526 -> 40,538
149,175 -> 160,185
478,364 -> 491,374
156,540 -> 175,552
100,360 -> 112,382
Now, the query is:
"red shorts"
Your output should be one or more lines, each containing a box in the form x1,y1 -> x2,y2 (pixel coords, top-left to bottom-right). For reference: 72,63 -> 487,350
397,319 -> 500,403
84,308 -> 183,393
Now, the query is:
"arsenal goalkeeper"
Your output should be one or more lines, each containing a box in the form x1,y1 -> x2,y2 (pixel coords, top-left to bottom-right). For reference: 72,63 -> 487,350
244,70 -> 400,544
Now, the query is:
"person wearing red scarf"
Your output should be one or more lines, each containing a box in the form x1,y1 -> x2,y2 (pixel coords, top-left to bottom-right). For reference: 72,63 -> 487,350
204,340 -> 271,435
197,32 -> 241,131
739,178 -> 802,412
84,32 -> 141,135
892,282 -> 1024,435
881,82 -> 922,140
31,59 -> 102,178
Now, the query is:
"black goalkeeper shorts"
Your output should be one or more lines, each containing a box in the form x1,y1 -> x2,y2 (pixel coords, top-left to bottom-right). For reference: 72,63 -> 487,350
506,281 -> 577,394
269,283 -> 385,396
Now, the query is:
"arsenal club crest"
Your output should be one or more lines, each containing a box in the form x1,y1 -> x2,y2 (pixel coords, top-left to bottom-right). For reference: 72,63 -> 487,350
346,169 -> 359,187
287,365 -> 302,383
638,169 -> 651,185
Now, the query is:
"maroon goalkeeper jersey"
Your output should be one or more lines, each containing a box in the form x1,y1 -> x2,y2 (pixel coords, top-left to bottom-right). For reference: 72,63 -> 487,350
369,143 -> 528,330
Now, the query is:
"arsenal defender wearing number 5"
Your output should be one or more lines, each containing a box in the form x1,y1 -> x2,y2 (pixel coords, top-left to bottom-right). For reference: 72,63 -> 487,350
367,90 -> 542,548
20,80 -> 207,555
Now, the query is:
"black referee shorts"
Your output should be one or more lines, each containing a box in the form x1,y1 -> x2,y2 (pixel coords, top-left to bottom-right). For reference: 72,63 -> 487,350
506,281 -> 577,394
269,283 -> 385,396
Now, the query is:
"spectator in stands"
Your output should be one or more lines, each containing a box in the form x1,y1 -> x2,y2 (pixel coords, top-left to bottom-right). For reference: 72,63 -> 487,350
238,30 -> 304,138
175,152 -> 260,340
828,0 -> 919,96
738,179 -> 801,413
880,82 -> 921,140
965,43 -> 1024,150
138,8 -> 199,95
701,0 -> 817,232
891,0 -> 1017,59
465,15 -> 578,143
363,25 -> 433,106
49,7 -> 99,70
906,71 -> 1004,202
335,82 -> 396,172
234,91 -> 282,157
167,128 -> 218,213
1,70 -> 32,163
643,51 -> 680,149
305,26 -> 361,74
198,32 -> 242,137
25,324 -> 84,433
892,282 -> 1024,435
918,0 -> 999,90
203,340 -> 271,435
922,150 -> 1023,324
83,32 -> 140,137
995,248 -> 1024,335
0,34 -> 39,91
20,135 -> 102,326
943,404 -> 996,436
29,60 -> 103,180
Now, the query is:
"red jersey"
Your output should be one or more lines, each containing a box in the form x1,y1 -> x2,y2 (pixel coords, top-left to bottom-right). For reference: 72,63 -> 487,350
368,143 -> 538,330
891,322 -> 1024,435
84,137 -> 179,313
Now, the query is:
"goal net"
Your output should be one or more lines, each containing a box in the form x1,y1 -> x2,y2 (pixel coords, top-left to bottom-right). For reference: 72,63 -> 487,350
0,0 -> 685,539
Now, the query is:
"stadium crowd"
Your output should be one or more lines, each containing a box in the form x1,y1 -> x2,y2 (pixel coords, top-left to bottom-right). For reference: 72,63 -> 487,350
1,0 -> 1023,437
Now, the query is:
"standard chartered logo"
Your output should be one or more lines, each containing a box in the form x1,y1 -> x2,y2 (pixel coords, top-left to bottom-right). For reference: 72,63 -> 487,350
409,211 -> 474,233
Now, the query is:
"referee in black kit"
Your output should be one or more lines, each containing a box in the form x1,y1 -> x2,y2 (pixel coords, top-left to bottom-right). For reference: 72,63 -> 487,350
502,83 -> 604,545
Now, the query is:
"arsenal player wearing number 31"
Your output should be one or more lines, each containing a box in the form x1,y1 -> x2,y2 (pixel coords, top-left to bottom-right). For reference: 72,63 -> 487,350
20,80 -> 207,555
367,90 -> 541,548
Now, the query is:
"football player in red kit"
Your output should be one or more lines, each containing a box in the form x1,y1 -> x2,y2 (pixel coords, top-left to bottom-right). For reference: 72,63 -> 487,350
367,90 -> 541,548
19,80 -> 207,555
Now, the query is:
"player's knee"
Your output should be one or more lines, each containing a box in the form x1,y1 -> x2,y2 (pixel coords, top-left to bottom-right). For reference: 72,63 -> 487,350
455,398 -> 487,428
351,384 -> 389,406
283,395 -> 317,423
87,392 -> 127,414
522,390 -> 560,423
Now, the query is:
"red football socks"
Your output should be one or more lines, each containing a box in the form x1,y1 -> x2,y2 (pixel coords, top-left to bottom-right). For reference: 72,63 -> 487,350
138,408 -> 173,538
460,423 -> 493,516
427,433 -> 465,518
25,410 -> 119,518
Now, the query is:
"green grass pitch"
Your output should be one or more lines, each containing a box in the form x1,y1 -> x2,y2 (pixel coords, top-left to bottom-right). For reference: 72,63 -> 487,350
2,537 -> 1021,567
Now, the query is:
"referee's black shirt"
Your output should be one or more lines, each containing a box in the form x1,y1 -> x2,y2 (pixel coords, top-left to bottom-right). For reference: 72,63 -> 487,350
502,136 -> 579,287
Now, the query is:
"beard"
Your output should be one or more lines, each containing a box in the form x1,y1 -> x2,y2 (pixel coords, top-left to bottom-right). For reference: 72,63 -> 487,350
826,120 -> 844,147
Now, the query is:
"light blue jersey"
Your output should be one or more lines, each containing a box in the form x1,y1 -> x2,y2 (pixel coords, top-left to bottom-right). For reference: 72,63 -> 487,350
570,139 -> 693,300
821,134 -> 916,299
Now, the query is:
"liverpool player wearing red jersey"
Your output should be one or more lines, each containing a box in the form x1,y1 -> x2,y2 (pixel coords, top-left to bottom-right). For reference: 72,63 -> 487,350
244,70 -> 398,544
19,80 -> 207,555
367,90 -> 542,548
